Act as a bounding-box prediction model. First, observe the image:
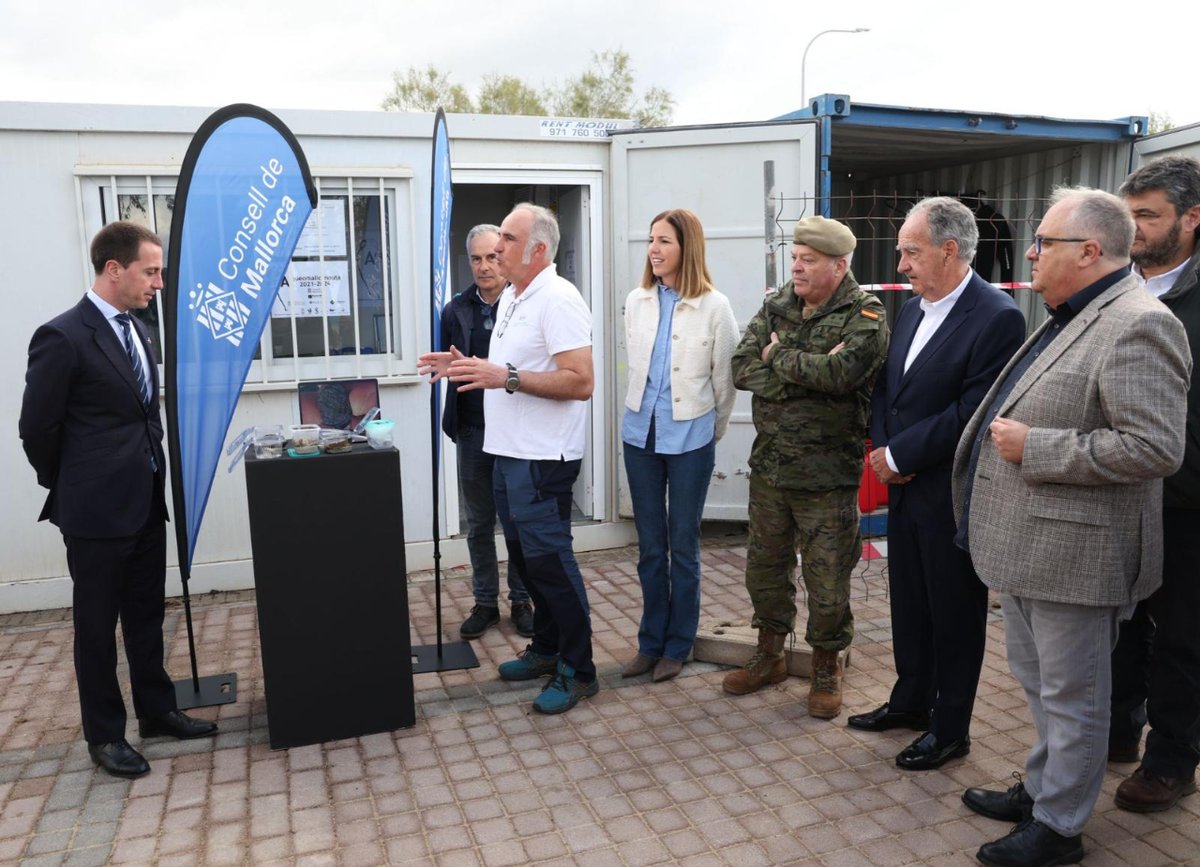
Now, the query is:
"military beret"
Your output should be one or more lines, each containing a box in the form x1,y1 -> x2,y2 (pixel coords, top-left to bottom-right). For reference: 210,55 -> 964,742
792,216 -> 856,256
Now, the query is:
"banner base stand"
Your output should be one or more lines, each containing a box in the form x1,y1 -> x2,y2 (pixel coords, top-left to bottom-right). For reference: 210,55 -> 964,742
411,642 -> 479,674
173,673 -> 239,709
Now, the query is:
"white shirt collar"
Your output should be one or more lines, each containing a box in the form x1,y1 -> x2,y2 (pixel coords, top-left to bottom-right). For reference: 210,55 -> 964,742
513,263 -> 557,300
919,269 -> 972,314
1135,258 -> 1189,299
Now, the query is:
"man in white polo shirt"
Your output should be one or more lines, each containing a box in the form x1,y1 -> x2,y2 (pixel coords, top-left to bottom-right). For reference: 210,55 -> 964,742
419,203 -> 596,714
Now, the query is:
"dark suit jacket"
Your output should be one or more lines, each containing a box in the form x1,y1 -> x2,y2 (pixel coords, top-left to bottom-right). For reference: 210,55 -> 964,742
19,295 -> 167,538
871,272 -> 1025,502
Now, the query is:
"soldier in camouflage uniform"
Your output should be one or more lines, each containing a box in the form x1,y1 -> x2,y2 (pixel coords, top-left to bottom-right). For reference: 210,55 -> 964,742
725,216 -> 888,719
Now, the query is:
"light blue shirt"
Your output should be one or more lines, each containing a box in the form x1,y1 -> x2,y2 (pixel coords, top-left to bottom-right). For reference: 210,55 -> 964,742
87,289 -> 152,376
621,284 -> 715,454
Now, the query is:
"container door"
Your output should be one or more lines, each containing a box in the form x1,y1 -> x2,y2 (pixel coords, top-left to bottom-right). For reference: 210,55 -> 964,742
555,185 -> 595,518
610,121 -> 819,521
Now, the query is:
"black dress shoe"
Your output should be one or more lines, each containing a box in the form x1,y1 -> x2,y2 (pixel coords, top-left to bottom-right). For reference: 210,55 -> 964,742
976,817 -> 1083,867
88,740 -> 150,778
895,731 -> 970,770
847,703 -> 930,732
138,710 -> 218,740
963,778 -> 1035,822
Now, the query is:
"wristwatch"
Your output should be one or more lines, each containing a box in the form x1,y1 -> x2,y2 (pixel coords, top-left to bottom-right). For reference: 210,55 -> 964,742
504,363 -> 521,394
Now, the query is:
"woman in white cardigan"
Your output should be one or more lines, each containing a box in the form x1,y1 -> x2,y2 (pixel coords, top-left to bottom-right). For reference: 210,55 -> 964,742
620,209 -> 739,682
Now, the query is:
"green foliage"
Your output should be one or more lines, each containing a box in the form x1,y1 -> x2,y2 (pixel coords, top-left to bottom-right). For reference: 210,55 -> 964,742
636,86 -> 676,130
478,74 -> 548,117
380,65 -> 474,113
1149,110 -> 1175,135
380,50 -> 673,127
548,50 -> 675,128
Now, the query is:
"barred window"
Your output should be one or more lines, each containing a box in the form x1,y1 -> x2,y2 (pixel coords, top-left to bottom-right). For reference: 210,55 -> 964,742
78,169 -> 417,384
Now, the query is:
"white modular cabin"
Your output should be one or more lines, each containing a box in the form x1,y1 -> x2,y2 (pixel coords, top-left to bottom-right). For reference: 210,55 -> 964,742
0,97 -> 1148,612
1135,120 -> 1200,166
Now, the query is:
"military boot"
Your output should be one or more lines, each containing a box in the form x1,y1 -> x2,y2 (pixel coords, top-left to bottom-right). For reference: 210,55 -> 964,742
808,647 -> 843,719
722,629 -> 788,695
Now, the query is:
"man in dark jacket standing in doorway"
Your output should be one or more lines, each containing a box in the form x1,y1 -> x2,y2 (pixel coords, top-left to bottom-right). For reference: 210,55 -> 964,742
441,224 -> 532,640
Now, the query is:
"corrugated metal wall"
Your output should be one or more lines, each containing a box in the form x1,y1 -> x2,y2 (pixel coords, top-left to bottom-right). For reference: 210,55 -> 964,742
830,140 -> 1135,332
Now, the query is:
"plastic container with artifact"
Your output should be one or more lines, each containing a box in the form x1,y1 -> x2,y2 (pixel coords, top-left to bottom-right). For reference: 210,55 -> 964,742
289,424 -> 322,457
365,419 -> 395,450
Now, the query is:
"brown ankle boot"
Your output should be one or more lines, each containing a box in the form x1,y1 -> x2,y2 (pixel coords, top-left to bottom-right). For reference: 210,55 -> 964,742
722,630 -> 788,695
808,647 -> 843,719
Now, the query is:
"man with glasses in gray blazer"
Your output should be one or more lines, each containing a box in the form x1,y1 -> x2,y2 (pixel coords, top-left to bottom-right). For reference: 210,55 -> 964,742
952,188 -> 1190,867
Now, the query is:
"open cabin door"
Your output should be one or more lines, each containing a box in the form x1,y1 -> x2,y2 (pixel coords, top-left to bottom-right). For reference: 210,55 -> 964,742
610,121 -> 820,521
555,185 -> 594,518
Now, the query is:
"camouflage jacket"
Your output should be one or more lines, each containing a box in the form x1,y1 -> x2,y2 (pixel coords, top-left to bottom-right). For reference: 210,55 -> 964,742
732,272 -> 888,491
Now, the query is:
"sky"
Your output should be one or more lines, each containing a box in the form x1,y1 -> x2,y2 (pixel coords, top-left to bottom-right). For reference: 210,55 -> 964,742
1,0 -> 1195,130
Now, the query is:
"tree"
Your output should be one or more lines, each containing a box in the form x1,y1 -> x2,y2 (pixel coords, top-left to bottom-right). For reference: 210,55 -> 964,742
381,65 -> 474,113
1148,110 -> 1175,135
478,74 -> 548,117
636,86 -> 676,130
380,50 -> 673,127
550,50 -> 674,128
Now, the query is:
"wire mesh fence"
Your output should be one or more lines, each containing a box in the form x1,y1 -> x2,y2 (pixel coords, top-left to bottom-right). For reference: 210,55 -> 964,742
766,192 -> 1069,333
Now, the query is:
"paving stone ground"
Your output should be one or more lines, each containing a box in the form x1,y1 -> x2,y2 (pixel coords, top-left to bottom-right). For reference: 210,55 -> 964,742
0,529 -> 1196,865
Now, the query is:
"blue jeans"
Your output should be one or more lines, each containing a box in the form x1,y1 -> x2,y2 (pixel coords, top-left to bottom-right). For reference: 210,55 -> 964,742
624,437 -> 716,662
456,425 -> 528,607
493,456 -> 593,680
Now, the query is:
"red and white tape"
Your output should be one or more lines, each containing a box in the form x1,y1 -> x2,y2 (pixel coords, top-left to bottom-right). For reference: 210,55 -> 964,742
761,283 -> 1034,296
858,283 -> 1032,292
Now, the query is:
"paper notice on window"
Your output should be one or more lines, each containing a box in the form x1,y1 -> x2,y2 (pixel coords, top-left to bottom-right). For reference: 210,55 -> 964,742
292,199 -> 347,258
272,261 -> 351,318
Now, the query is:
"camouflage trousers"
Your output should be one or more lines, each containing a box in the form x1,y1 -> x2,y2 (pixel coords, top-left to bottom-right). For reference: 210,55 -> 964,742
745,475 -> 859,650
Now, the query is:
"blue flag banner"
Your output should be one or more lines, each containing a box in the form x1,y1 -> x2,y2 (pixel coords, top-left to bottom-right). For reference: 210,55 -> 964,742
431,109 -> 453,351
165,104 -> 317,571
429,109 -> 454,509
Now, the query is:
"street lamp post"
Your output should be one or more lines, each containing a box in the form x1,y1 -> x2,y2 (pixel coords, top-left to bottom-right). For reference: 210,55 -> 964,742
801,28 -> 870,106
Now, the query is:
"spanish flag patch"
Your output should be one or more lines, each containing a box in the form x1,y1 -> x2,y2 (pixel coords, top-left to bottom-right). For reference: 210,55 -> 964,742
860,309 -> 880,321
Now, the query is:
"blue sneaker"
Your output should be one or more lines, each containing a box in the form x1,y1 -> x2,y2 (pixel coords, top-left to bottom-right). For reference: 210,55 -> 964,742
532,661 -> 599,714
498,646 -> 558,681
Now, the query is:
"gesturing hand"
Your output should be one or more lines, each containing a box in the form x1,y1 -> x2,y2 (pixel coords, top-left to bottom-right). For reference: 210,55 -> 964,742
447,356 -> 508,392
416,345 -> 466,383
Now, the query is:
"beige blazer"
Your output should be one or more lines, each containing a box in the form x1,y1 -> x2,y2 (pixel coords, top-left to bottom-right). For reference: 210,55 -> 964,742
623,286 -> 739,440
952,274 -> 1191,606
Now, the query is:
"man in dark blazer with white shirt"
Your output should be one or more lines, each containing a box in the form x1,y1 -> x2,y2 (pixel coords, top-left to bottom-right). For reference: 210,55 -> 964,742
850,197 -> 1025,772
19,221 -> 216,778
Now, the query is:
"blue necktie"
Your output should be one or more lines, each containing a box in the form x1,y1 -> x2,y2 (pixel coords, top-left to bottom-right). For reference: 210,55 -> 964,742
115,313 -> 152,409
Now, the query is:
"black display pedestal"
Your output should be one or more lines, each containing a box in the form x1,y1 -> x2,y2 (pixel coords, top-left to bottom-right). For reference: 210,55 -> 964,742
245,444 -> 415,749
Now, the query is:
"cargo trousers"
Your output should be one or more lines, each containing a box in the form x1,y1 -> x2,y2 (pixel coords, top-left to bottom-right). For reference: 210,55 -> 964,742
744,475 -> 859,650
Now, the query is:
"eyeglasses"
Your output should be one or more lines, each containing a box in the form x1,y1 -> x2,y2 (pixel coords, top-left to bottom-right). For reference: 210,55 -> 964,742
495,298 -> 520,338
1033,235 -> 1089,255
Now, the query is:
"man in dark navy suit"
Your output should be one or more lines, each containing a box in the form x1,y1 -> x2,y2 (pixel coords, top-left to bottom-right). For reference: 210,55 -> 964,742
19,221 -> 216,778
849,197 -> 1025,770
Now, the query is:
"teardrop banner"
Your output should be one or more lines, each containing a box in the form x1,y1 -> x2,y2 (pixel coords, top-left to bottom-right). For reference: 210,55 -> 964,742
414,107 -> 480,674
164,104 -> 318,707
